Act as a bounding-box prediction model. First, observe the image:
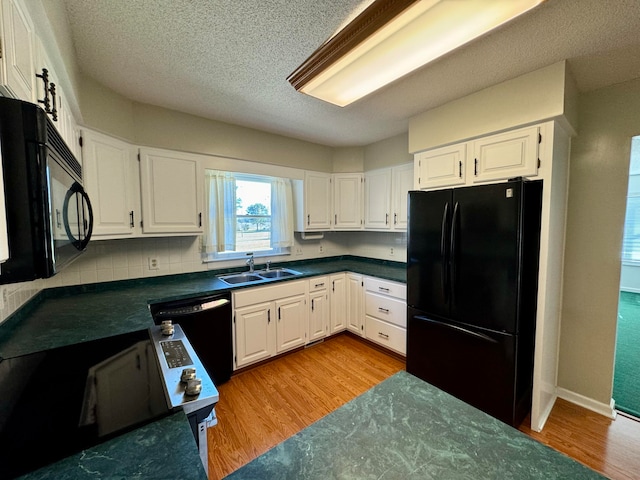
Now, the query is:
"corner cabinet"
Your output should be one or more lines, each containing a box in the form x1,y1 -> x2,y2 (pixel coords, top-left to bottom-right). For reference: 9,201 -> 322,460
329,273 -> 347,334
82,129 -> 140,238
364,163 -> 412,231
414,123 -> 542,190
333,173 -> 363,230
346,273 -> 364,336
139,147 -> 204,235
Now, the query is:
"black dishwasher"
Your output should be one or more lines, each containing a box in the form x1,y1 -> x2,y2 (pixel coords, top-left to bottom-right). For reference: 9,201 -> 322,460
149,292 -> 233,385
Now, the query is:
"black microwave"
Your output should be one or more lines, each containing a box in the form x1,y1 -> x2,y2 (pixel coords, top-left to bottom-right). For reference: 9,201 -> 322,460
0,96 -> 93,284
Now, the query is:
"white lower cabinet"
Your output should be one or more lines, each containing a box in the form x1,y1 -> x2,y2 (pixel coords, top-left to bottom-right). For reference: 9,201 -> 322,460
233,280 -> 307,369
329,273 -> 347,334
275,293 -> 307,353
234,301 -> 273,368
346,273 -> 364,336
308,276 -> 329,342
364,277 -> 407,355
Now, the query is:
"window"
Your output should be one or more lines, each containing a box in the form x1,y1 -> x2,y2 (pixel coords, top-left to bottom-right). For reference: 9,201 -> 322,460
623,137 -> 640,264
203,171 -> 294,261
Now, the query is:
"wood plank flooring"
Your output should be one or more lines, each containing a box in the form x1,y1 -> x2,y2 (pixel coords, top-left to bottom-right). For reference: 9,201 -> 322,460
207,333 -> 640,479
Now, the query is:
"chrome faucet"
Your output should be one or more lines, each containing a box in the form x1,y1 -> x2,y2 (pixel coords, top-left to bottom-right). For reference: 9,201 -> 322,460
246,253 -> 255,273
265,260 -> 271,271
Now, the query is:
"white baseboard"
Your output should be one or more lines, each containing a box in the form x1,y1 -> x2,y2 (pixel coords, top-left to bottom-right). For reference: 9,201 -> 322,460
557,387 -> 617,419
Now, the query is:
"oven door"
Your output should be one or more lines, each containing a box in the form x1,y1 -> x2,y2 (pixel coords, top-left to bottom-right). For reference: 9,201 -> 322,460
47,148 -> 93,273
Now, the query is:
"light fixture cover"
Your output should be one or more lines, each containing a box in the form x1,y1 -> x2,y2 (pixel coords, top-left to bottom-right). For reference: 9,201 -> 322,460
288,0 -> 546,107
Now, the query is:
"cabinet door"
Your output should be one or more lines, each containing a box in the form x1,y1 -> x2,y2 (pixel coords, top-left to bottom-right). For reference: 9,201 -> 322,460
0,0 -> 35,102
304,171 -> 332,230
333,173 -> 362,230
329,273 -> 347,333
364,168 -> 391,230
309,289 -> 328,342
415,144 -> 466,190
347,273 -> 364,336
235,302 -> 273,368
82,129 -> 139,238
472,125 -> 540,183
275,294 -> 307,353
391,163 -> 413,231
139,148 -> 203,234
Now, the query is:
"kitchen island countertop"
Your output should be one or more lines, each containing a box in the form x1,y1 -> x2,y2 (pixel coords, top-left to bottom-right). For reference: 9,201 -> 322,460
227,370 -> 605,480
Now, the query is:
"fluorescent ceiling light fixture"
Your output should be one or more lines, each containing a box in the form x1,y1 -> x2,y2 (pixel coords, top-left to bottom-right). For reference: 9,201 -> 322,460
288,0 -> 546,107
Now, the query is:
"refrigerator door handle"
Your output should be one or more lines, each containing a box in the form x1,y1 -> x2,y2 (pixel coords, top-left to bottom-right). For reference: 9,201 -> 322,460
413,315 -> 499,344
450,202 -> 460,305
440,202 -> 450,303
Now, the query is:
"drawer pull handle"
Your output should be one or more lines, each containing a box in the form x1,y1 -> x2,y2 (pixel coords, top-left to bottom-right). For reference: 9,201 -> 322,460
378,307 -> 389,314
379,287 -> 390,292
378,332 -> 389,339
315,283 -> 325,288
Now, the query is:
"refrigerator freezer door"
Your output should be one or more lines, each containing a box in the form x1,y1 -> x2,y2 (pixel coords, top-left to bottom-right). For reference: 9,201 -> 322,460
407,189 -> 451,317
406,308 -> 520,426
449,182 -> 522,334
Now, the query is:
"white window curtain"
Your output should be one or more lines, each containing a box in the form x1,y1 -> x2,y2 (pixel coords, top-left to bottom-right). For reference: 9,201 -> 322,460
203,171 -> 236,254
270,177 -> 294,248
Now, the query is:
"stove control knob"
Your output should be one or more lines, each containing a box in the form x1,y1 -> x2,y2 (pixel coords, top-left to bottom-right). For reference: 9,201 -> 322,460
185,378 -> 202,396
161,320 -> 174,336
181,367 -> 196,383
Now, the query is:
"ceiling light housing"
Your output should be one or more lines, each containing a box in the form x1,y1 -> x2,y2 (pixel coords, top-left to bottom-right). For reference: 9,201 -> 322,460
288,0 -> 546,107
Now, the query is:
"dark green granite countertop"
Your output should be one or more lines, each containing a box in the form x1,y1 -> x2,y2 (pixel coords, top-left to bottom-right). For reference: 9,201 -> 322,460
0,256 -> 405,359
19,411 -> 207,480
226,371 -> 605,480
0,256 -> 403,480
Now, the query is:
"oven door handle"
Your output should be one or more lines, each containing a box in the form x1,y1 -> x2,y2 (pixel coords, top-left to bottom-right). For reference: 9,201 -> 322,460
63,182 -> 94,251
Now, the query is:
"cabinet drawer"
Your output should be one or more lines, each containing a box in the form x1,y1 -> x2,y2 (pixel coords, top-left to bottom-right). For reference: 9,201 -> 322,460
365,292 -> 406,328
365,315 -> 406,355
309,276 -> 329,292
364,277 -> 406,300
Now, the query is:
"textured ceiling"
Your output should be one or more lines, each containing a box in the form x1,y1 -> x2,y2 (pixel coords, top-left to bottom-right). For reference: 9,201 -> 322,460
61,0 -> 640,147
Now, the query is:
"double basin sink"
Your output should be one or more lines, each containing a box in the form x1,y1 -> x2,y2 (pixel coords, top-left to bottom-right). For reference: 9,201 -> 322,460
218,267 -> 302,286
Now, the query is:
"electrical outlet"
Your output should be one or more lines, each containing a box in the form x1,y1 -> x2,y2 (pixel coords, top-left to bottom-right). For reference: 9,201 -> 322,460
390,247 -> 394,256
319,243 -> 324,253
295,247 -> 303,256
148,257 -> 159,270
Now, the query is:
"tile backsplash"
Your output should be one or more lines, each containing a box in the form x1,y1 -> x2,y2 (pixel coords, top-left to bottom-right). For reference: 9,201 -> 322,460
0,231 -> 406,325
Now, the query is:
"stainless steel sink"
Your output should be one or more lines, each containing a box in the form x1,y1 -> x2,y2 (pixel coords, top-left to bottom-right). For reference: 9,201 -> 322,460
255,268 -> 301,279
218,267 -> 302,285
218,273 -> 264,285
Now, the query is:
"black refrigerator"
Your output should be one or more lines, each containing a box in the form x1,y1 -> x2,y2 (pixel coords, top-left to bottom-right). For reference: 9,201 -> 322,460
406,178 -> 543,426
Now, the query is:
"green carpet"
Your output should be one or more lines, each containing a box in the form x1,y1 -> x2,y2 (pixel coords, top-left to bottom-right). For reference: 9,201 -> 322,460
614,291 -> 640,418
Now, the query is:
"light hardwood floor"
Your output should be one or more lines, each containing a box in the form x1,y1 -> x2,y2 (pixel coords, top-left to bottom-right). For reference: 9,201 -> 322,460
207,333 -> 640,480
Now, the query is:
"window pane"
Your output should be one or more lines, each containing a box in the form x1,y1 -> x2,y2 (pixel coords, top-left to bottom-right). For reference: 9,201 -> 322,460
234,179 -> 271,252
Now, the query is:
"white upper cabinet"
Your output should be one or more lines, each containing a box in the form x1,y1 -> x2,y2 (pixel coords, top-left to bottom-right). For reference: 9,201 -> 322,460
415,143 -> 466,190
364,168 -> 391,230
472,125 -> 540,183
333,173 -> 363,230
415,124 -> 542,191
364,163 -> 413,231
294,171 -> 332,231
0,0 -> 35,102
82,129 -> 140,238
139,147 -> 204,235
